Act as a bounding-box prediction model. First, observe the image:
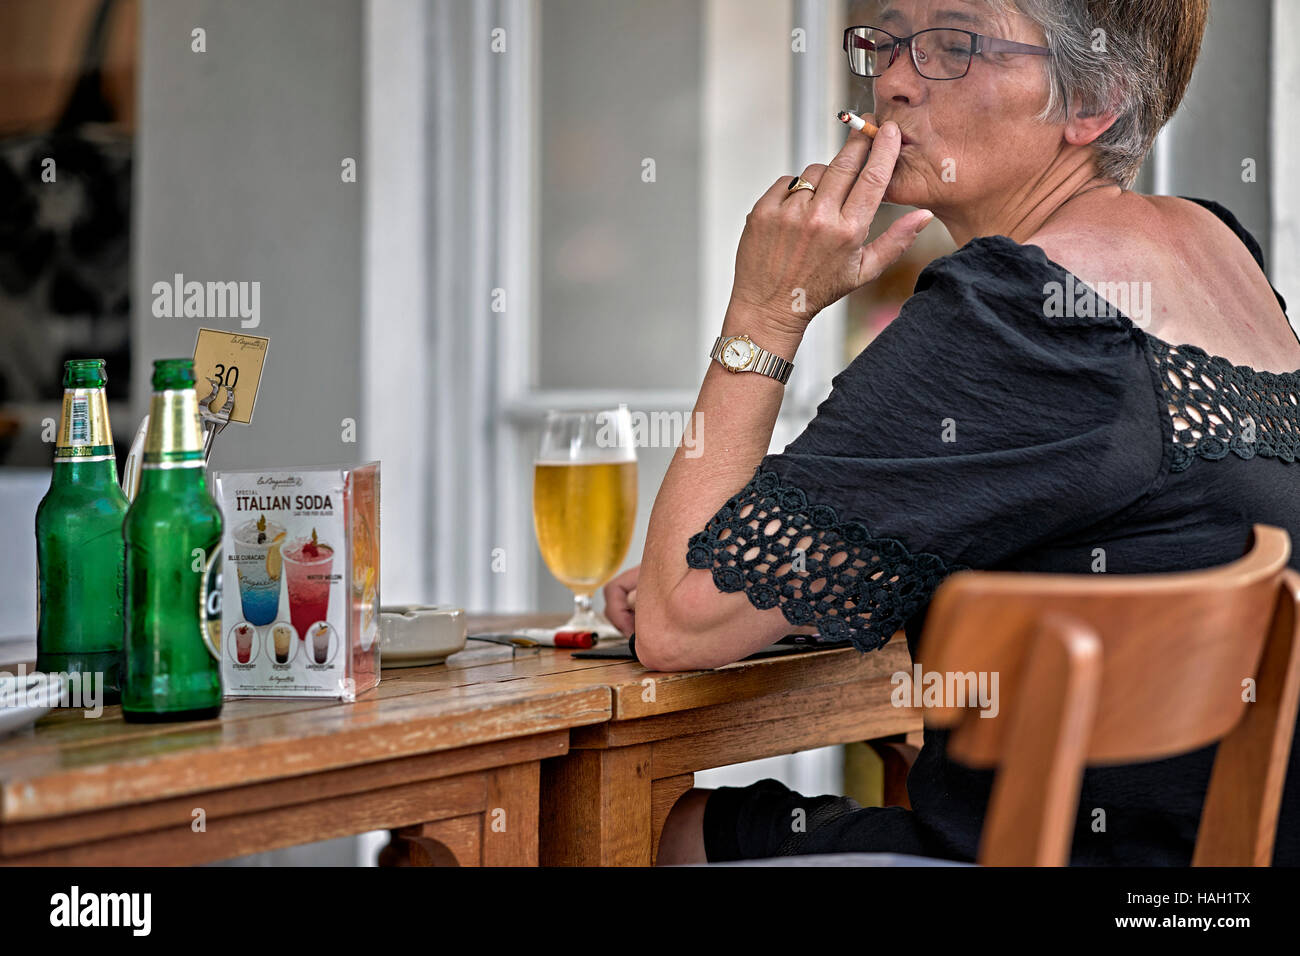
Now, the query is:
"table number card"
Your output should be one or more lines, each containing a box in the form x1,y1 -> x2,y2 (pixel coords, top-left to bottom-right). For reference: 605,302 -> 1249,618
192,328 -> 269,425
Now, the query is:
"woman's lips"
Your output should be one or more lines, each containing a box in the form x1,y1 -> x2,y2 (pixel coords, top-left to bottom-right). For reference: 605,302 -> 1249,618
873,117 -> 915,145
879,121 -> 915,146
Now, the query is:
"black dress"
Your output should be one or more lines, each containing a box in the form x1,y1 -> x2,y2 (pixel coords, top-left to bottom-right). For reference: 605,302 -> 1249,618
684,199 -> 1300,865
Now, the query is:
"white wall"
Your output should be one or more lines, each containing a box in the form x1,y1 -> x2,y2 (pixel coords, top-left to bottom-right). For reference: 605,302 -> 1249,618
362,0 -> 429,604
0,470 -> 50,641
1272,0 -> 1300,312
132,0 -> 363,471
1160,0 -> 1273,268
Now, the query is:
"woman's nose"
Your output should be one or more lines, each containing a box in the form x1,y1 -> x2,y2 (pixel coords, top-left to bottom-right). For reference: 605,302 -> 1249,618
873,49 -> 922,105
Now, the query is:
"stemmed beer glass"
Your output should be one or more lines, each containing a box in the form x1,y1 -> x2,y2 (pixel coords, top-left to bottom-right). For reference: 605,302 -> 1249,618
532,407 -> 638,636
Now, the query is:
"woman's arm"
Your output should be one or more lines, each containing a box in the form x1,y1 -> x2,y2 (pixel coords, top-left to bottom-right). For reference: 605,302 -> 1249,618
633,120 -> 934,671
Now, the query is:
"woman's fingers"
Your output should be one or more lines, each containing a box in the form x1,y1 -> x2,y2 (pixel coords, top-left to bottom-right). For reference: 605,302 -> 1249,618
857,207 -> 934,286
602,565 -> 640,637
604,588 -> 635,637
840,121 -> 902,234
752,174 -> 798,214
809,124 -> 875,212
732,111 -> 908,320
754,163 -> 828,214
780,163 -> 828,205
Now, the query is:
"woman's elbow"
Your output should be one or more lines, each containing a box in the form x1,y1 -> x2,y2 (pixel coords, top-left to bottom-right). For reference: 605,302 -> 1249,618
633,607 -> 696,671
634,574 -> 725,671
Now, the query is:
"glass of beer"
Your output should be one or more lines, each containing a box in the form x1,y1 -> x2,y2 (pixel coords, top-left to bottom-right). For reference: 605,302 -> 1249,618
533,406 -> 637,636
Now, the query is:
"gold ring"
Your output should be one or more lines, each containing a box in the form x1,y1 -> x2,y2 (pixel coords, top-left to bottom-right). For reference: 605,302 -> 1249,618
787,176 -> 816,195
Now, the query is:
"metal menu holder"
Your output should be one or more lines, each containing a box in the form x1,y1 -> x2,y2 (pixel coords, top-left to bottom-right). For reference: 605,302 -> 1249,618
121,331 -> 268,500
197,376 -> 235,461
119,379 -> 232,501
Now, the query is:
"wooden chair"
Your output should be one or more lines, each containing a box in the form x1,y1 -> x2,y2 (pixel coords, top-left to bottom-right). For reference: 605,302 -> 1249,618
914,524 -> 1300,866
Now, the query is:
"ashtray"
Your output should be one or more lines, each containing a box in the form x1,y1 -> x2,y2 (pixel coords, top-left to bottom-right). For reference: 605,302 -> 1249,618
379,605 -> 467,667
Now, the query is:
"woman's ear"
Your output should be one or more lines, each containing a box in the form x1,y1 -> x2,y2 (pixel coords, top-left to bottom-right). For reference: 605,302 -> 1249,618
1064,98 -> 1120,147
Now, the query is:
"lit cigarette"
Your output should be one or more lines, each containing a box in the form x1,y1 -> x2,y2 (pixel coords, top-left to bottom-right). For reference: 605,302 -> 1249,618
837,110 -> 879,138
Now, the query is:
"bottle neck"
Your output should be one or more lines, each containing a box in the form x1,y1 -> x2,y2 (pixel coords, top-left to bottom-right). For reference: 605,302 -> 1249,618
53,385 -> 115,468
143,388 -> 206,467
137,388 -> 208,496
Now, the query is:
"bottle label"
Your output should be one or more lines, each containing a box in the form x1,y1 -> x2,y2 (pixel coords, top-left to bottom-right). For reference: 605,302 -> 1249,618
54,389 -> 115,463
200,545 -> 223,661
143,389 -> 206,469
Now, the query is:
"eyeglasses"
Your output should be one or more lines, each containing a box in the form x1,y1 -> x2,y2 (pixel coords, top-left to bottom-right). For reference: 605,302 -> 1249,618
843,25 -> 1051,81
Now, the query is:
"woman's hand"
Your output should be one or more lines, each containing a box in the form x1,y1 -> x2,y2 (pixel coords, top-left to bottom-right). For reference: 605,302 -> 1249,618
603,565 -> 639,637
727,117 -> 934,335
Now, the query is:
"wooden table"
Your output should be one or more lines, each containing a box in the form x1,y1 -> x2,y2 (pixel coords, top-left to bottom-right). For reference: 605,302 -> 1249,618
0,615 -> 919,866
535,631 -> 921,865
0,614 -> 607,866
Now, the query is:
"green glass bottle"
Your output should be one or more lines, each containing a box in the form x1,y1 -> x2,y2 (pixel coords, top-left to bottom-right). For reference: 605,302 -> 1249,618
122,359 -> 223,722
36,359 -> 129,702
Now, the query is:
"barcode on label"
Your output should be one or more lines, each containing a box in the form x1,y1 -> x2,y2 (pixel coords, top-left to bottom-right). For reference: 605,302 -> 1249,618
71,397 -> 89,443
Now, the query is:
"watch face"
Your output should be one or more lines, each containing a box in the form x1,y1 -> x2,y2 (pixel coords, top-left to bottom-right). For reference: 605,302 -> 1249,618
722,338 -> 754,370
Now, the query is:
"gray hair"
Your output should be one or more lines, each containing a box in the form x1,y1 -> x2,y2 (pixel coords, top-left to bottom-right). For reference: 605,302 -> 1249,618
989,0 -> 1209,187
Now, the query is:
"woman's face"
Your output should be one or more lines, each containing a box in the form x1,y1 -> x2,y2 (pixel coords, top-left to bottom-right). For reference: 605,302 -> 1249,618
865,0 -> 1063,213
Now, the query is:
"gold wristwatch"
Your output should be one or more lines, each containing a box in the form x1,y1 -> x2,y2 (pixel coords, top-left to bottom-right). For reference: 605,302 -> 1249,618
710,334 -> 794,385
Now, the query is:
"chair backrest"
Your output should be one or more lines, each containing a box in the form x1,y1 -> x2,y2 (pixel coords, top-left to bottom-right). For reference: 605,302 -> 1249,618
917,525 -> 1300,866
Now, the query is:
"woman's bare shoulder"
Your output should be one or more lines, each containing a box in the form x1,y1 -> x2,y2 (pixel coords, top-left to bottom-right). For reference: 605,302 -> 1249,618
1033,194 -> 1268,272
1030,195 -> 1199,273
1030,194 -> 1298,370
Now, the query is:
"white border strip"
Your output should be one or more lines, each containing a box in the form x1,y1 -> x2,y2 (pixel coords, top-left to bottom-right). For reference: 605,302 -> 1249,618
363,0 -> 430,604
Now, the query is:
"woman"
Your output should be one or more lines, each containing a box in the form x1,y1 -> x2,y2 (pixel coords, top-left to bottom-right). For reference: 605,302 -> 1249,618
606,0 -> 1300,865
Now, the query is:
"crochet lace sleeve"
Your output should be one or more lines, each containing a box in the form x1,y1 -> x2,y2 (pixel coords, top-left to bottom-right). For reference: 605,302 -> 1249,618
1148,338 -> 1300,471
686,468 -> 964,653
